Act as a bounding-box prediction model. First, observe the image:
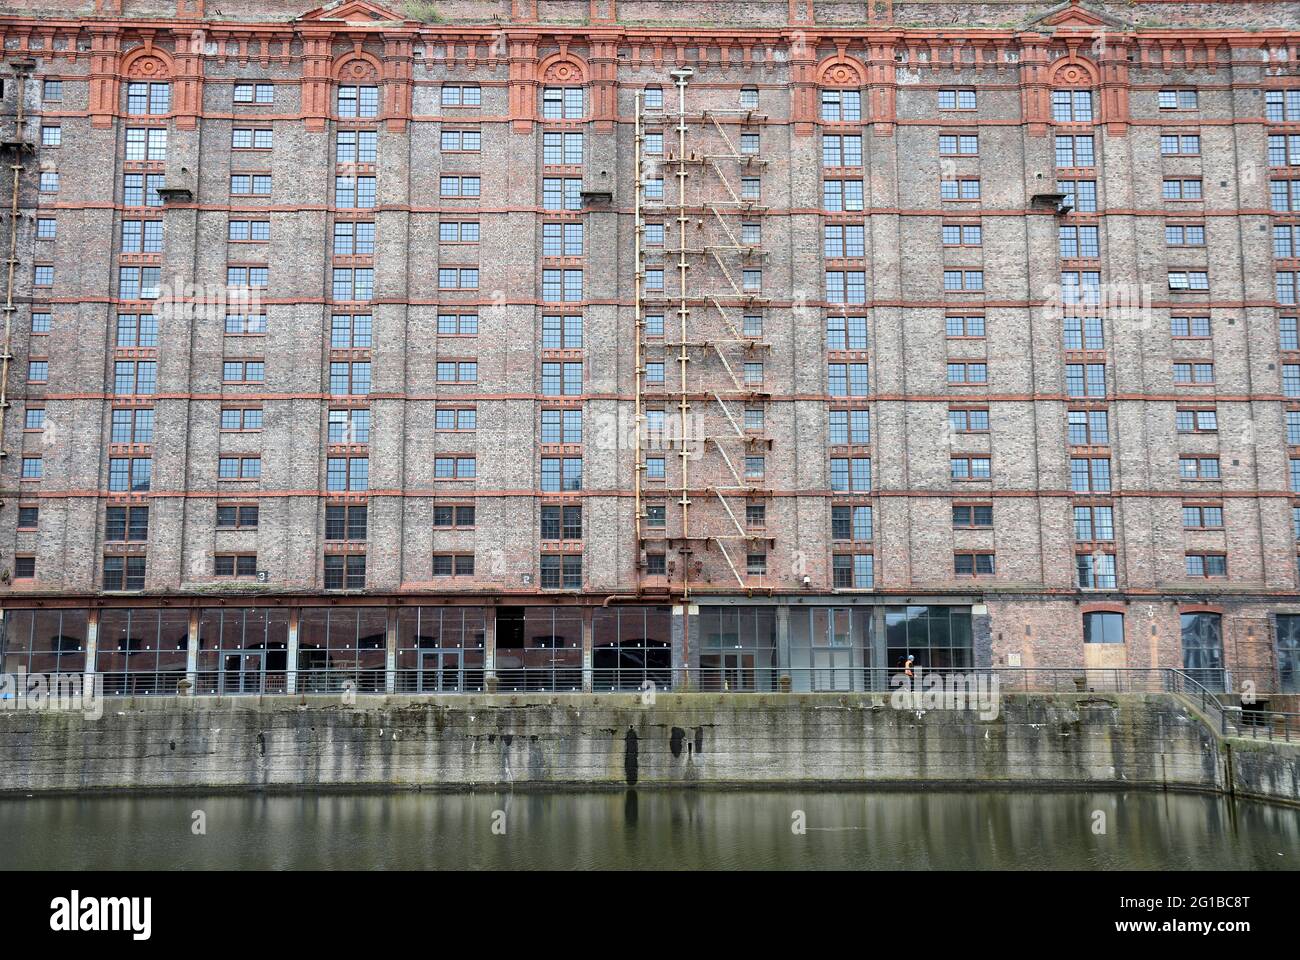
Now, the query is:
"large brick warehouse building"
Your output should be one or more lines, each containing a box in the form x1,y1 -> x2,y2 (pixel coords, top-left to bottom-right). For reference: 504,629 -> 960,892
0,0 -> 1298,697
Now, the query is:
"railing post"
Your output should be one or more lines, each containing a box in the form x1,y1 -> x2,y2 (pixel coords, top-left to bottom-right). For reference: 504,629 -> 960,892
285,610 -> 299,695
384,608 -> 397,695
581,609 -> 593,694
83,611 -> 98,680
185,610 -> 198,693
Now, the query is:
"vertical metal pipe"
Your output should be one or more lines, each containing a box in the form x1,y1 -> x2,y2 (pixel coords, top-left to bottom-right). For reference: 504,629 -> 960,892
0,64 -> 31,465
633,92 -> 644,581
672,68 -> 692,601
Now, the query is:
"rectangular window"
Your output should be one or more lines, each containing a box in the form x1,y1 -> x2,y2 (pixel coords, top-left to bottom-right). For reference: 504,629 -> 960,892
433,456 -> 476,480
439,175 -> 481,198
824,224 -> 860,258
438,221 -> 479,244
1162,179 -> 1203,200
948,408 -> 990,433
103,556 -> 147,592
952,504 -> 994,529
954,553 -> 996,577
436,312 -> 479,336
1173,362 -> 1215,385
1073,505 -> 1115,542
442,130 -> 482,152
1168,271 -> 1210,291
1179,457 -> 1221,480
1266,90 -> 1300,123
328,361 -> 371,396
539,554 -> 583,590
1069,457 -> 1111,492
127,82 -> 171,115
1166,224 -> 1207,247
112,360 -> 157,395
1058,180 -> 1097,213
946,362 -> 987,385
1182,504 -> 1224,530
323,554 -> 366,590
1185,554 -> 1227,578
1158,89 -> 1198,111
939,134 -> 980,156
541,87 -> 585,120
938,90 -> 977,110
1051,90 -> 1093,122
325,456 -> 369,491
1077,553 -> 1117,589
1065,363 -> 1107,397
542,131 -> 583,164
331,268 -> 375,301
217,457 -> 260,481
1161,133 -> 1202,157
325,505 -> 368,542
831,505 -> 874,541
125,127 -> 167,161
820,90 -> 862,122
337,85 -> 379,118
441,86 -> 481,107
950,457 -> 992,480
1058,225 -> 1099,258
938,315 -> 984,340
1067,409 -> 1109,445
822,134 -> 863,167
108,457 -> 152,492
214,554 -> 259,578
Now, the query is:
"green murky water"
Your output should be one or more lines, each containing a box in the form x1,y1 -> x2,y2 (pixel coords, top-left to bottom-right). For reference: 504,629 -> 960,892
1,788 -> 1297,870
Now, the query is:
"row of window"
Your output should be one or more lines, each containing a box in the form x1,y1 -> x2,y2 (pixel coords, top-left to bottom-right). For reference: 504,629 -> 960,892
5,496 -> 1243,548
29,357 -> 1287,406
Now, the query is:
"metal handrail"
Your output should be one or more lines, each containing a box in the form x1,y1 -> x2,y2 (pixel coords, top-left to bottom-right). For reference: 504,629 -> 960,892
7,665 -> 1296,738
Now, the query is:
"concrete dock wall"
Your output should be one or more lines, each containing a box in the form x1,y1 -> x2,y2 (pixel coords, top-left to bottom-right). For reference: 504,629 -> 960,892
0,692 -> 1296,804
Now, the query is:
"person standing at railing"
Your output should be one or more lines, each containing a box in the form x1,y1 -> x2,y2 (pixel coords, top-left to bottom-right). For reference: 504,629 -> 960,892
897,654 -> 915,683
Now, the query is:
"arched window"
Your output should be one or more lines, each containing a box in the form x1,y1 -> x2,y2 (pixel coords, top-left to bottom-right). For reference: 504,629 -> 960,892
1181,612 -> 1224,690
1083,611 -> 1123,644
1278,615 -> 1300,693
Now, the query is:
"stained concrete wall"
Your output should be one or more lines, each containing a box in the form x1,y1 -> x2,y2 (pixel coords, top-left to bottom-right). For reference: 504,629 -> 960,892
4,692 -> 1296,804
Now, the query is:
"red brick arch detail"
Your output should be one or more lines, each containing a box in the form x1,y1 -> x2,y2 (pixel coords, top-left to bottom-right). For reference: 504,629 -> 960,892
1080,603 -> 1126,616
816,56 -> 866,87
1178,605 -> 1224,617
1049,55 -> 1099,88
333,52 -> 382,82
537,52 -> 587,85
120,46 -> 174,81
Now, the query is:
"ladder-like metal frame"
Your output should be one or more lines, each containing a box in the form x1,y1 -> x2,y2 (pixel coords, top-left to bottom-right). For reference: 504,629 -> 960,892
0,61 -> 36,470
634,72 -> 775,596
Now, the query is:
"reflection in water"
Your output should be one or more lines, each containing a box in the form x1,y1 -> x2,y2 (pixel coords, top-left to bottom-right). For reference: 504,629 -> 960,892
0,788 -> 1297,870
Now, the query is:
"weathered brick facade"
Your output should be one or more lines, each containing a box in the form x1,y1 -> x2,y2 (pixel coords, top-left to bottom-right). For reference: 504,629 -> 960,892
0,0 -> 1298,689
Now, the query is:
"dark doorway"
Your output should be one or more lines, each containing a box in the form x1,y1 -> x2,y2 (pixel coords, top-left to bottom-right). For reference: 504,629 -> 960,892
496,607 -> 525,689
